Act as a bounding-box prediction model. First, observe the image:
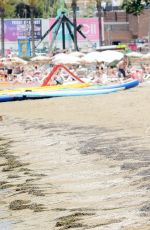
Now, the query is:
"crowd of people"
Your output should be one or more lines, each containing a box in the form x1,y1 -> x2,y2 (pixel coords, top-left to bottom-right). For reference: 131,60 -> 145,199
0,56 -> 150,86
0,60 -> 51,85
86,57 -> 150,84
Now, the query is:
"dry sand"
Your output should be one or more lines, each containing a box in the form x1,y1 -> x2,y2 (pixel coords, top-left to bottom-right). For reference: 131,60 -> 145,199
0,82 -> 150,230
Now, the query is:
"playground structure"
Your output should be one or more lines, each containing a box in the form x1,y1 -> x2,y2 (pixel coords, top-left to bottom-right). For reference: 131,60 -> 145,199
42,64 -> 85,86
36,0 -> 86,51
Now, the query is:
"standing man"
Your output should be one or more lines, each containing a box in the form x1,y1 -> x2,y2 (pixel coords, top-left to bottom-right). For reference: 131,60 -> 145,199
117,56 -> 129,79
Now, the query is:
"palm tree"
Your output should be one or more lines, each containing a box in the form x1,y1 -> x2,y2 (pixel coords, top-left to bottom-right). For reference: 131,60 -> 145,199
0,0 -> 7,57
95,0 -> 102,46
25,0 -> 37,57
71,0 -> 103,49
71,0 -> 78,50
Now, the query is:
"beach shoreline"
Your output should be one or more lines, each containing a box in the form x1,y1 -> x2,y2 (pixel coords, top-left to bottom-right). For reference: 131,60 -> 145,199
0,83 -> 150,230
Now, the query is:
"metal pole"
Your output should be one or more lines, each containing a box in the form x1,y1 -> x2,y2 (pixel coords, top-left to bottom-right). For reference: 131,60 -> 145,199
62,19 -> 65,49
108,27 -> 110,45
148,9 -> 150,52
101,16 -> 104,45
97,1 -> 102,47
49,18 -> 62,51
30,7 -> 35,57
72,2 -> 78,51
0,7 -> 5,57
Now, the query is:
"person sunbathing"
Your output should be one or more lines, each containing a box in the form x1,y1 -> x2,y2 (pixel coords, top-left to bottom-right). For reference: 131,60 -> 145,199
0,69 -> 6,81
107,66 -> 119,82
92,66 -> 103,84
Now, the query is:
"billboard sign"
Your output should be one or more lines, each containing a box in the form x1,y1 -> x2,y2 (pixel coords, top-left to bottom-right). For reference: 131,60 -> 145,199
49,18 -> 99,42
1,19 -> 42,42
18,38 -> 31,57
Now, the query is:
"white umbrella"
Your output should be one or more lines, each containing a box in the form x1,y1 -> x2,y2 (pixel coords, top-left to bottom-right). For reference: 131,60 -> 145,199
141,53 -> 150,59
0,56 -> 27,65
0,57 -> 7,62
126,52 -> 143,58
80,51 -> 102,64
97,50 -> 124,63
52,53 -> 81,65
69,51 -> 85,57
52,53 -> 68,61
11,57 -> 28,65
31,55 -> 51,62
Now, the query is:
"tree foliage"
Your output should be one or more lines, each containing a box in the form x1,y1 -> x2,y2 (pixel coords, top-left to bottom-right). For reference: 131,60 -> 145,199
122,0 -> 148,16
1,0 -> 149,18
0,0 -> 16,17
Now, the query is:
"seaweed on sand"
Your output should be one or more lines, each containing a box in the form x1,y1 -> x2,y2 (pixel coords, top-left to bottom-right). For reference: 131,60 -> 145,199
9,200 -> 46,212
55,212 -> 94,229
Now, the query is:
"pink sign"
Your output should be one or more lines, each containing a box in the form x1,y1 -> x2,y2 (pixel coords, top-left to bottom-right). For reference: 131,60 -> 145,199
49,18 -> 99,42
77,18 -> 99,41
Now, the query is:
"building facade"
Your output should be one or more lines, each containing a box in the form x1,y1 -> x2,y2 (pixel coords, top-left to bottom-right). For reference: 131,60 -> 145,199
0,2 -> 149,53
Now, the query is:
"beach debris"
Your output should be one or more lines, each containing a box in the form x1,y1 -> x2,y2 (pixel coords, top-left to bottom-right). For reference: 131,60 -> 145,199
55,212 -> 94,229
9,200 -> 30,210
28,203 -> 46,212
9,200 -> 46,212
0,182 -> 14,190
2,158 -> 28,172
7,174 -> 20,179
140,203 -> 150,217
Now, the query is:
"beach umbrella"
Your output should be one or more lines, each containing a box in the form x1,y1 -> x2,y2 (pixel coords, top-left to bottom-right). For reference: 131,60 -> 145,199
0,57 -> 7,62
31,55 -> 51,62
69,51 -> 85,57
97,50 -> 124,63
52,53 -> 68,60
52,53 -> 67,64
141,53 -> 150,59
52,53 -> 81,65
126,52 -> 143,58
10,57 -> 28,65
0,57 -> 28,65
80,51 -> 102,64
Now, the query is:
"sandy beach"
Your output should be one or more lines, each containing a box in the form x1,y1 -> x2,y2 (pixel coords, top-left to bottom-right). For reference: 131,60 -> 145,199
0,82 -> 150,230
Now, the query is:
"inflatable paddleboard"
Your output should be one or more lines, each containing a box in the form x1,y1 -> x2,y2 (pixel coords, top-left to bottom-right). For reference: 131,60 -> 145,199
0,94 -> 23,102
76,79 -> 139,91
22,87 -> 124,99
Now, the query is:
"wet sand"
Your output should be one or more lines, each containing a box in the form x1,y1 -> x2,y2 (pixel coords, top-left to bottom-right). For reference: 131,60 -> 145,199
0,82 -> 150,230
